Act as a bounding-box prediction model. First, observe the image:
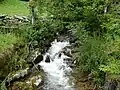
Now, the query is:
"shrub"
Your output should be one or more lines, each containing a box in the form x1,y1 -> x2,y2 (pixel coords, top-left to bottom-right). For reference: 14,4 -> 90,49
19,19 -> 65,44
74,30 -> 109,85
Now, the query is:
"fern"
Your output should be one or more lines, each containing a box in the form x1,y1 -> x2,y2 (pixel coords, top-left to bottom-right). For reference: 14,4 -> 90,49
99,59 -> 120,74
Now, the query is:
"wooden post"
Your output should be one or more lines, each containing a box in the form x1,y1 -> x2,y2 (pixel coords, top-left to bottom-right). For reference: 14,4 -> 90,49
29,0 -> 36,25
31,6 -> 35,25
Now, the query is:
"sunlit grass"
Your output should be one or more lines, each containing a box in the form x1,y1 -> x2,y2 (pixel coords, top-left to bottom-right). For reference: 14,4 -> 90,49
0,33 -> 21,52
0,0 -> 29,15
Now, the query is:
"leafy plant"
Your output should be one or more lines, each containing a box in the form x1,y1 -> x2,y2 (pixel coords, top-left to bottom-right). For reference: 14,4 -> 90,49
100,59 -> 120,74
19,19 -> 64,42
76,33 -> 108,71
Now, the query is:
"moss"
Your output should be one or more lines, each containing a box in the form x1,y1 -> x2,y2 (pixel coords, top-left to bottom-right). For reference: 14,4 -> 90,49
8,70 -> 44,90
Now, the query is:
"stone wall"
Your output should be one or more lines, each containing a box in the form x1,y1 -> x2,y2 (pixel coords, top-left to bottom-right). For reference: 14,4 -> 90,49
0,15 -> 30,27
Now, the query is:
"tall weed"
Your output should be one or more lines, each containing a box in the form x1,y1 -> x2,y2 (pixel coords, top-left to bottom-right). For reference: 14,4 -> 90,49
75,30 -> 108,85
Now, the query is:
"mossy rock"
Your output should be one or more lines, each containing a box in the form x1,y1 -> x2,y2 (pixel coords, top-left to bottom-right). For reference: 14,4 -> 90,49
8,74 -> 43,90
9,81 -> 36,90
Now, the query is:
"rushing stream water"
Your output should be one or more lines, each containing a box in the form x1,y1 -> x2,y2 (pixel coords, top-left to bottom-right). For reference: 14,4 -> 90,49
38,39 -> 75,90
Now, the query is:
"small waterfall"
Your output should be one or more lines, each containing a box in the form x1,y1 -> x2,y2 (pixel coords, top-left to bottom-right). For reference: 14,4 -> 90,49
38,39 -> 75,90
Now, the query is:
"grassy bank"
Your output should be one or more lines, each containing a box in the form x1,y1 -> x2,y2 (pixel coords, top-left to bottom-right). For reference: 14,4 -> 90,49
0,0 -> 29,15
0,33 -> 29,84
0,33 -> 21,52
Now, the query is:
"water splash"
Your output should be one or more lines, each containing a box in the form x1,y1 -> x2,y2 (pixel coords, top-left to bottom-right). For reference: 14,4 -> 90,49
39,39 -> 75,90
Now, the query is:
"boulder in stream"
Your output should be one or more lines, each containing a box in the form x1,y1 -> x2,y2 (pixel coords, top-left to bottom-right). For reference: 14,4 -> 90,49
34,54 -> 43,64
45,55 -> 51,63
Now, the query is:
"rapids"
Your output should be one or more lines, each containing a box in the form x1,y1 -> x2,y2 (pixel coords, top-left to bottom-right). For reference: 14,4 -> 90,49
39,39 -> 75,90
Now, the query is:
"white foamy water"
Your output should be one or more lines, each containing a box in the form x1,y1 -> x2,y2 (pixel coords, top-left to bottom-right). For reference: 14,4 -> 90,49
39,39 -> 75,90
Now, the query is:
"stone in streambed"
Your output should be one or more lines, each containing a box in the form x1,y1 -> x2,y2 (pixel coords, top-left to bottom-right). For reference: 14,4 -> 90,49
34,54 -> 43,64
104,80 -> 118,90
45,55 -> 51,63
6,68 -> 29,83
62,46 -> 73,57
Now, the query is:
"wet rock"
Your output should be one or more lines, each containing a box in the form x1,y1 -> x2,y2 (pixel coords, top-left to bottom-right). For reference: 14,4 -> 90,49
7,64 -> 44,90
26,75 -> 42,86
104,80 -> 118,90
64,58 -> 75,68
26,49 -> 40,64
57,36 -> 66,42
6,68 -> 29,83
64,58 -> 73,61
71,40 -> 80,47
34,54 -> 43,64
8,81 -> 35,90
63,49 -> 72,57
62,46 -> 73,58
45,55 -> 51,63
58,53 -> 62,58
69,64 -> 76,68
44,40 -> 51,48
69,36 -> 77,44
64,60 -> 72,65
37,65 -> 42,70
71,48 -> 79,53
30,41 -> 39,49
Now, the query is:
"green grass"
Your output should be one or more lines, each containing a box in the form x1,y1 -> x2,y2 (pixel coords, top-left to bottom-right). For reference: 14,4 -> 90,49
0,0 -> 29,15
0,33 -> 20,52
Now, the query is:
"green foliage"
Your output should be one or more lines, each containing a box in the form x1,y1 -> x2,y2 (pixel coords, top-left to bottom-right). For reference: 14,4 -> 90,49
0,33 -> 21,52
0,81 -> 7,90
0,32 -> 28,70
19,19 -> 64,42
99,40 -> 120,77
0,0 -> 119,88
100,59 -> 120,74
76,37 -> 107,72
38,0 -> 106,34
75,29 -> 108,72
105,16 -> 120,40
37,0 -> 120,87
73,30 -> 108,85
